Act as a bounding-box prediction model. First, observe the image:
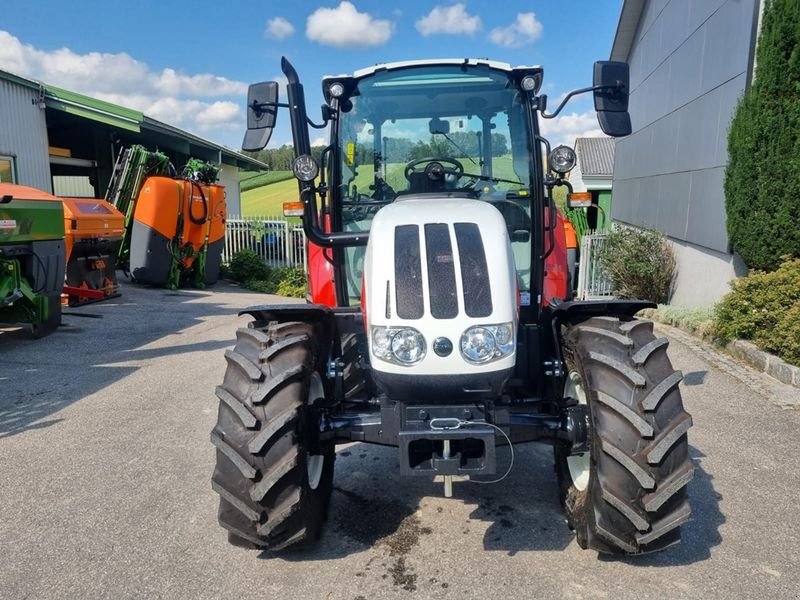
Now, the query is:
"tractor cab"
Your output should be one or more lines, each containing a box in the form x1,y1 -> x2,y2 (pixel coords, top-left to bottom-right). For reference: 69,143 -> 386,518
327,62 -> 537,305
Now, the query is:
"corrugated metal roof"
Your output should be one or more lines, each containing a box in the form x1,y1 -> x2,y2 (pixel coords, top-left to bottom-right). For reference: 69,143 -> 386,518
0,69 -> 266,171
0,69 -> 41,90
46,85 -> 143,132
575,137 -> 615,176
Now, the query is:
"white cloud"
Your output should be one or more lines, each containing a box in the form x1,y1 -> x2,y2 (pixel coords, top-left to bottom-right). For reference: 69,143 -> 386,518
0,30 -> 246,139
306,2 -> 393,47
539,110 -> 606,148
416,3 -> 482,36
265,17 -> 295,41
311,136 -> 328,147
489,12 -> 543,48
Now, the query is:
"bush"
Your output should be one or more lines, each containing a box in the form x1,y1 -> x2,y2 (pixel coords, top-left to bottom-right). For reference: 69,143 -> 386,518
242,268 -> 307,299
724,0 -> 800,270
713,257 -> 800,365
274,267 -> 308,298
227,249 -> 270,283
599,227 -> 676,303
224,251 -> 307,299
770,303 -> 800,366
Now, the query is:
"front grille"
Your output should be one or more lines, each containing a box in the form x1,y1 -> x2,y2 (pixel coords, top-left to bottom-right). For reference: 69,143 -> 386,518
393,221 -> 492,320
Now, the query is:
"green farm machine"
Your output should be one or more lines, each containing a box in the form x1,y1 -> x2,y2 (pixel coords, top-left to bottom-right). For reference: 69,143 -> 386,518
0,184 -> 66,337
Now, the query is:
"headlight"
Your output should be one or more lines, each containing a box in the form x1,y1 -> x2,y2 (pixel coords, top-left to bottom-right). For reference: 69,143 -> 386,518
371,326 -> 426,366
460,327 -> 496,363
460,323 -> 515,364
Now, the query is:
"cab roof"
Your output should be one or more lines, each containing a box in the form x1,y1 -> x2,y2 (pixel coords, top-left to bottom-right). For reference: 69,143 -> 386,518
323,58 -> 543,82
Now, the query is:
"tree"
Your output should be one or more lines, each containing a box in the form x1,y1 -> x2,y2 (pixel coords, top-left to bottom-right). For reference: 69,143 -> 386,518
724,0 -> 800,270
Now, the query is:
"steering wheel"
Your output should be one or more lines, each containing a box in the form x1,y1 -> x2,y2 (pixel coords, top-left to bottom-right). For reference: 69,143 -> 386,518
404,157 -> 464,182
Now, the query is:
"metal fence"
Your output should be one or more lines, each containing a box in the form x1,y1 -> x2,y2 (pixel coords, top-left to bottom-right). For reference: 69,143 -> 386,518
224,215 -> 307,270
576,232 -> 615,300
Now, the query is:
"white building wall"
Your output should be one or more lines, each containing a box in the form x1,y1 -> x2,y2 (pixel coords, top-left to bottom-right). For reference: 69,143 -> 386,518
669,237 -> 748,307
218,163 -> 241,216
0,78 -> 51,191
612,0 -> 761,306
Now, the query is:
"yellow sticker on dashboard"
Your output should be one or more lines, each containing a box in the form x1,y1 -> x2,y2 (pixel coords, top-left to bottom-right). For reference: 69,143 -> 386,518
346,142 -> 355,166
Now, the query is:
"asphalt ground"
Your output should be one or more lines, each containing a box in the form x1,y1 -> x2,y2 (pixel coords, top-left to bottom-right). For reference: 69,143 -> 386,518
1,281 -> 799,600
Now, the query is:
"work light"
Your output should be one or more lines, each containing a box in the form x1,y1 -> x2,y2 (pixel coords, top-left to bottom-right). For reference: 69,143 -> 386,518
548,145 -> 577,175
328,82 -> 345,98
292,155 -> 319,182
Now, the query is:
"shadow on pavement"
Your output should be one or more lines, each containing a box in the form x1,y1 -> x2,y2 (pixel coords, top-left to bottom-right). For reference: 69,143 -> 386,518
0,281 -> 258,439
272,443 -> 575,563
270,442 -> 721,565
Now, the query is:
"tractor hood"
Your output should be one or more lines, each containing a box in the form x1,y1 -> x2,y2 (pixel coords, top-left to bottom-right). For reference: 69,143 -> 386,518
363,196 -> 518,398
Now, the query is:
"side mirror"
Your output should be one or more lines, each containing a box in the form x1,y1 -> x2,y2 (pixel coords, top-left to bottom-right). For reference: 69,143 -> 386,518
593,61 -> 631,137
242,81 -> 279,151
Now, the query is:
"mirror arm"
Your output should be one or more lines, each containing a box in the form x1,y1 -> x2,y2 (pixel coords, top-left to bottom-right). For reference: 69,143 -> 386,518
252,100 -> 289,112
307,117 -> 328,129
540,84 -> 619,119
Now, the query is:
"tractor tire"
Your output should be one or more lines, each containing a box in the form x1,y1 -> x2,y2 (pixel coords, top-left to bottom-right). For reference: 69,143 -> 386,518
555,316 -> 693,555
211,321 -> 335,551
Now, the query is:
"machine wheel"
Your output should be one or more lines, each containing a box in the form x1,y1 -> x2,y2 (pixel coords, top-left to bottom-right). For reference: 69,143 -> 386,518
31,296 -> 62,339
555,316 -> 693,555
211,321 -> 334,550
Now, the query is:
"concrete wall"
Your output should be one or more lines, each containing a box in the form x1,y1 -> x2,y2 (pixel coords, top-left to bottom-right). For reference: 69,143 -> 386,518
612,0 -> 760,254
218,163 -> 241,216
0,79 -> 52,192
669,237 -> 748,307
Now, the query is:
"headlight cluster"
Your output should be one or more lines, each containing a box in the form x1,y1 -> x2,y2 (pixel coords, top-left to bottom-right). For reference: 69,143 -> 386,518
460,324 -> 515,364
372,327 -> 426,366
372,323 -> 515,367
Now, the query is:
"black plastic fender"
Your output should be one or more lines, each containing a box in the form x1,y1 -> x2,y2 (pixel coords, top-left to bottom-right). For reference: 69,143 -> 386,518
550,299 -> 656,324
240,302 -> 339,353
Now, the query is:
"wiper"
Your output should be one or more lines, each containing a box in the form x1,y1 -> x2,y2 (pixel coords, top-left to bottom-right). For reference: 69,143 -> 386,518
435,132 -> 480,168
462,172 -> 525,186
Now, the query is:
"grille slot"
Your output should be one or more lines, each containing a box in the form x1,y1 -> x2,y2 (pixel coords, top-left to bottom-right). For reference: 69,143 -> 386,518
424,223 -> 458,319
394,224 -> 424,319
454,222 -> 493,318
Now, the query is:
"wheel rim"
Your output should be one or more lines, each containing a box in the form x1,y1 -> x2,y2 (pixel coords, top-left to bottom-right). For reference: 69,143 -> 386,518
306,372 -> 325,491
564,370 -> 590,492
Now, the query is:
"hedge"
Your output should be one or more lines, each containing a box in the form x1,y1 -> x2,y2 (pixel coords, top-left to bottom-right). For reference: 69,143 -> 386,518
724,0 -> 800,270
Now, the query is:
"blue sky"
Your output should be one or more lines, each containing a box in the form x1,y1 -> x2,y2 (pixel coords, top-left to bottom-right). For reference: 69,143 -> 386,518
0,1 -> 622,151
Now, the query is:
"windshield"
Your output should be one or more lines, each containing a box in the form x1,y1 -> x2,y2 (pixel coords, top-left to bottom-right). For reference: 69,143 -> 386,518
336,64 -> 535,302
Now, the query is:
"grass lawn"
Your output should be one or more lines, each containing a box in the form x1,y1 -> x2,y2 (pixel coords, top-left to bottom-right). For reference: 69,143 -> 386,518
240,177 -> 300,217
239,170 -> 293,192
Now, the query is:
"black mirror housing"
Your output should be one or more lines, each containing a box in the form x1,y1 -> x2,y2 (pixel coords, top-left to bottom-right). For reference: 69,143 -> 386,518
242,81 -> 279,151
593,61 -> 632,137
429,117 -> 450,134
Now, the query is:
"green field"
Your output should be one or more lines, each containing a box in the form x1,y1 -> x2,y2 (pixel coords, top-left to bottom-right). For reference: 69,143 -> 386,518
240,177 -> 301,217
239,170 -> 293,192
239,155 -> 526,217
